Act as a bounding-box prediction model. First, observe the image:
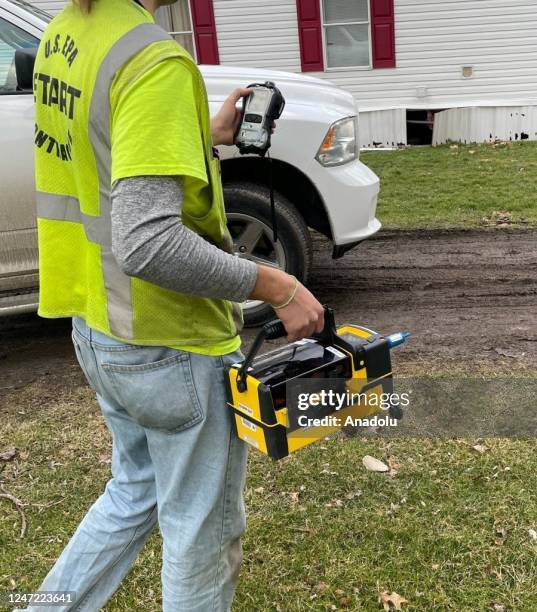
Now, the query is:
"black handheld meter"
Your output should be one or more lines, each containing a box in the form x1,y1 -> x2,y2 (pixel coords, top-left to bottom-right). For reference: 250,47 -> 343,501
234,81 -> 285,156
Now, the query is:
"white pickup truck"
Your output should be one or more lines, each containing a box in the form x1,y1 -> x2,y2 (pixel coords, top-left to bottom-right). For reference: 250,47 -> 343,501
0,0 -> 380,325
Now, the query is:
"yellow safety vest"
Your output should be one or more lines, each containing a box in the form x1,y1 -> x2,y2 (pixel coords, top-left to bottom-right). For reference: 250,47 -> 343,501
34,0 -> 243,350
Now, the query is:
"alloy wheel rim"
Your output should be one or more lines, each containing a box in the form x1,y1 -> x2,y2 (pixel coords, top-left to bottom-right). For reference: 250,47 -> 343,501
227,212 -> 287,310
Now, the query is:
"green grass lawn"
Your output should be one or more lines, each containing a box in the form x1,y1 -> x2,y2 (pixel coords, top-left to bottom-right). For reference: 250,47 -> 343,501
361,142 -> 537,229
2,383 -> 537,612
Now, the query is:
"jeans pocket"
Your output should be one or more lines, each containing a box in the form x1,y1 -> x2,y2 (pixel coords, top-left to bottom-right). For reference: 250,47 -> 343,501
100,351 -> 203,433
72,330 -> 97,392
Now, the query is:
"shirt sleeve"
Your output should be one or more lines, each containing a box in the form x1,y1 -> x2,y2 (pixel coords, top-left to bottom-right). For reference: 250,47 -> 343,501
111,175 -> 258,303
110,57 -> 207,184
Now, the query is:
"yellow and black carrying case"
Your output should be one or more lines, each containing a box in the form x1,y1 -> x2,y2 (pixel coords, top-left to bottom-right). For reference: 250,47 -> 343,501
225,307 -> 408,459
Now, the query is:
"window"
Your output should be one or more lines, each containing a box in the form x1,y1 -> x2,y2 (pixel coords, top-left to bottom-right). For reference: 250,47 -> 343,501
296,0 -> 395,72
155,1 -> 196,60
321,0 -> 370,68
0,18 -> 38,94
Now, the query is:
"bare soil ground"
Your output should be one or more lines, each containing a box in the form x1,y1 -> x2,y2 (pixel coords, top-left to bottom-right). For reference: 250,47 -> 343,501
308,228 -> 537,374
1,228 -> 536,406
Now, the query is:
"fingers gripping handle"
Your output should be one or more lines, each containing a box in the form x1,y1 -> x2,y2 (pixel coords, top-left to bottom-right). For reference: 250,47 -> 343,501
311,307 -> 337,345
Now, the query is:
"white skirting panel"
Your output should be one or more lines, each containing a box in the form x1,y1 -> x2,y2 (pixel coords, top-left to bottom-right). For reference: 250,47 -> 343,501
433,106 -> 537,145
358,109 -> 407,149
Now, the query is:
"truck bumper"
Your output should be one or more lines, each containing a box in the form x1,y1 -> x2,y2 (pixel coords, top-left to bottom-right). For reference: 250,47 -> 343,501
309,158 -> 381,250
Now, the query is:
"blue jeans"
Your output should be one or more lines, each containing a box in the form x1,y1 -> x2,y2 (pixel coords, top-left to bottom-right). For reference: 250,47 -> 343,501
28,317 -> 248,612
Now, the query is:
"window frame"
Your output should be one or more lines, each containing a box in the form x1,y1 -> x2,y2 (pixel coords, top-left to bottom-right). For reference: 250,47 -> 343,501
157,1 -> 197,62
319,0 -> 373,72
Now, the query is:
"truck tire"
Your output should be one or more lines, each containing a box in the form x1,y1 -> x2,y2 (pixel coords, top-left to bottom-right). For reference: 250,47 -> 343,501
224,181 -> 313,327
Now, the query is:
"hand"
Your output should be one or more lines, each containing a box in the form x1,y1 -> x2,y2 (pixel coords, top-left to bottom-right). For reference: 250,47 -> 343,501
211,87 -> 252,146
211,87 -> 278,146
248,267 -> 324,342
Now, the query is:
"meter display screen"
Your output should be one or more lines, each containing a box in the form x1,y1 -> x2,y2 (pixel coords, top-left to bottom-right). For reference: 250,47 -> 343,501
248,89 -> 270,114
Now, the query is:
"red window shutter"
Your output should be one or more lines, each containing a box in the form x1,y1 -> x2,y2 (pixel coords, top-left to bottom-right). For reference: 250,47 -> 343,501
190,0 -> 220,65
296,0 -> 324,72
370,0 -> 396,68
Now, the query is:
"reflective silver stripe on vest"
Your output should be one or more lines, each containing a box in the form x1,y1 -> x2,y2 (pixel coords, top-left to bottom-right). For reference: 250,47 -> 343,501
36,192 -> 107,244
37,24 -> 172,339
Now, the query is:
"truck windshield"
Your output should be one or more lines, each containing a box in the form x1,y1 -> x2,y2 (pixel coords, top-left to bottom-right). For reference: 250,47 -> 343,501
9,0 -> 52,23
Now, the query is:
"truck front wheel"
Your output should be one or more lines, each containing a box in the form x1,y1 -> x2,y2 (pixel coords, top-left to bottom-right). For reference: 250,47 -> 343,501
224,181 -> 313,327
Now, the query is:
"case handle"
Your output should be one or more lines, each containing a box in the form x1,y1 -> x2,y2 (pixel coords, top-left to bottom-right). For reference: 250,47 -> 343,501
235,306 -> 336,392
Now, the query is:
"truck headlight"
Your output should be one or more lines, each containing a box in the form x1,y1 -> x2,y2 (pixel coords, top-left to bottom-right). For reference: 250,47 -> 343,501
315,116 -> 358,167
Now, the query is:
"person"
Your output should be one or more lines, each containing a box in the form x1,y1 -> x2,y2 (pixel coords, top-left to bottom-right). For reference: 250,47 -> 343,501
24,0 -> 325,610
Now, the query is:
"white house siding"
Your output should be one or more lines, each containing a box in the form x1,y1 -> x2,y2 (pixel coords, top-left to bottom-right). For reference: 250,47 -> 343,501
212,0 -> 302,73
212,0 -> 537,145
359,109 -> 406,148
316,0 -> 537,111
215,0 -> 537,106
433,106 -> 537,145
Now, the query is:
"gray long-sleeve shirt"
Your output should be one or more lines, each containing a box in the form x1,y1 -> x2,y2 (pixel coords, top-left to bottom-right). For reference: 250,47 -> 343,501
110,175 -> 258,302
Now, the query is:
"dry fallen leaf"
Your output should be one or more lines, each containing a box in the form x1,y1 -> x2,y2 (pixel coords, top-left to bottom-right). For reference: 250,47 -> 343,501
315,582 -> 329,593
362,455 -> 389,473
488,603 -> 507,612
387,502 -> 400,516
254,486 -> 265,494
325,499 -> 344,508
289,491 -> 300,504
378,591 -> 408,611
481,210 -> 523,228
0,447 -> 17,461
495,527 -> 507,546
472,444 -> 488,454
529,529 -> 537,541
388,456 -> 401,477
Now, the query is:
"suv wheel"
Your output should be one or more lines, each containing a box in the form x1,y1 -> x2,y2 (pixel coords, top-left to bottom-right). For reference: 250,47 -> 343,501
224,181 -> 313,327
